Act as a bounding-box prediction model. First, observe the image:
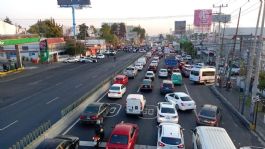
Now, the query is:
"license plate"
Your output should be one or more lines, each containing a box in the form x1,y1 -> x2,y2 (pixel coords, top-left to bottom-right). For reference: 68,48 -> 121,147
188,104 -> 191,106
166,116 -> 170,119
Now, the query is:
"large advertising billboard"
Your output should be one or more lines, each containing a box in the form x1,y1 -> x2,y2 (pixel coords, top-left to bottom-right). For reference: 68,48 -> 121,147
57,0 -> 91,6
194,9 -> 212,27
174,21 -> 186,35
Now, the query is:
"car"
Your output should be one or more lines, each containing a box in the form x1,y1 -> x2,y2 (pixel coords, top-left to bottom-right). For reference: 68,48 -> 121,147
97,53 -> 105,59
36,135 -> 79,149
181,64 -> 192,78
157,123 -> 185,149
172,68 -> 181,73
106,122 -> 139,149
194,63 -> 204,68
158,69 -> 168,78
79,57 -> 97,63
126,94 -> 146,115
160,80 -> 175,94
110,50 -> 117,55
145,71 -> 155,80
135,63 -> 143,71
157,102 -> 179,124
90,55 -> 97,59
165,92 -> 196,111
171,72 -> 182,85
108,84 -> 127,98
139,49 -> 146,53
148,65 -> 157,73
124,66 -> 138,78
79,102 -> 110,124
151,60 -> 159,66
113,75 -> 128,85
196,104 -> 222,126
186,55 -> 192,60
63,57 -> 79,63
140,79 -> 153,91
153,56 -> 160,61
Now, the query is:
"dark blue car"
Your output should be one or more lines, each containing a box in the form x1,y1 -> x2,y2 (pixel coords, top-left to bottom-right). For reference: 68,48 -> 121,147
160,80 -> 175,94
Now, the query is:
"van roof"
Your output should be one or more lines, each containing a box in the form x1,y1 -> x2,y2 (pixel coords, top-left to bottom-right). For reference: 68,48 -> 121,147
196,126 -> 236,149
127,94 -> 143,99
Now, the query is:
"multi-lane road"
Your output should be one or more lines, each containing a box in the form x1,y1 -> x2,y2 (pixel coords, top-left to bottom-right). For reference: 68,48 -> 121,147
0,52 -> 142,149
64,55 -> 263,149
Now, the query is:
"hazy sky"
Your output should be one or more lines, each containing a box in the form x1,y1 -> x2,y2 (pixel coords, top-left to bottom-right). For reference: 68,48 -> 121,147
0,0 -> 261,35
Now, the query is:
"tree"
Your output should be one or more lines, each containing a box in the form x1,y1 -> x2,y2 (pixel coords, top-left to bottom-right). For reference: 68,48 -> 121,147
77,23 -> 89,40
89,25 -> 97,36
111,23 -> 119,36
28,18 -> 63,37
119,23 -> 126,39
65,39 -> 86,56
166,34 -> 175,42
180,41 -> 196,57
258,71 -> 265,92
132,26 -> 146,43
4,17 -> 12,25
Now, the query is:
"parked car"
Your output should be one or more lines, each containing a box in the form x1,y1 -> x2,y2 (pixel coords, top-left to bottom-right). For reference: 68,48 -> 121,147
63,57 -> 79,63
96,53 -> 105,59
106,122 -> 139,149
196,104 -> 222,126
171,72 -> 182,85
160,80 -> 175,94
157,102 -> 179,124
108,84 -> 126,98
140,79 -> 153,91
79,102 -> 110,124
165,92 -> 196,111
124,66 -> 138,78
145,71 -> 155,80
90,55 -> 97,59
157,123 -> 185,149
36,135 -> 79,149
110,50 -> 117,55
113,75 -> 128,85
79,57 -> 97,63
126,94 -> 146,115
158,68 -> 168,78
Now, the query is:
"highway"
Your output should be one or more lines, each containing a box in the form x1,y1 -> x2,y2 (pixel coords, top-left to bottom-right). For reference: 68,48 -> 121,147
0,52 -> 142,149
64,56 -> 263,149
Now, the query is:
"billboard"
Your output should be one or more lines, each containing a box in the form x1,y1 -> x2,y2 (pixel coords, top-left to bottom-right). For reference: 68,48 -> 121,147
194,9 -> 212,27
57,0 -> 91,7
212,14 -> 231,23
174,21 -> 186,35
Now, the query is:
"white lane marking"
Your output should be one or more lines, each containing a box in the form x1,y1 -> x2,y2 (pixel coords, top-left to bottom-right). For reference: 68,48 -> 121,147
55,82 -> 63,86
148,109 -> 154,115
109,107 -> 116,114
137,87 -> 141,93
138,105 -> 157,120
105,103 -> 122,118
80,141 -> 157,149
96,92 -> 108,103
184,83 -> 190,96
0,120 -> 18,131
75,83 -> 83,88
62,118 -> 80,135
28,80 -> 42,85
46,97 -> 59,104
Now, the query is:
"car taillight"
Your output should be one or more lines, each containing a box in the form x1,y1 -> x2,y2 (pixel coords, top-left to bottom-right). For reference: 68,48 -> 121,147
210,119 -> 217,124
178,144 -> 184,148
90,115 -> 98,120
80,115 -> 85,119
117,92 -> 121,94
159,141 -> 165,147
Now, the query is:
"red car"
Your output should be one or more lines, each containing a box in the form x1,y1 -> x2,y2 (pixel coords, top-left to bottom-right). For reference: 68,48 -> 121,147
113,75 -> 129,85
106,122 -> 139,149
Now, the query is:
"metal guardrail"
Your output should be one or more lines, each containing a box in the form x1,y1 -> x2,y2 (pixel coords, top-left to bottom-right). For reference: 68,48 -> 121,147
8,121 -> 51,149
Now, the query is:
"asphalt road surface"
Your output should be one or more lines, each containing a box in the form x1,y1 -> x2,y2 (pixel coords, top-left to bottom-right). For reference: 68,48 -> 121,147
0,52 -> 142,149
64,56 -> 263,149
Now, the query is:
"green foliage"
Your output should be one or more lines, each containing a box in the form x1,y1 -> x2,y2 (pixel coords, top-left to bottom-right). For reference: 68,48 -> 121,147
65,39 -> 86,56
180,41 -> 196,57
100,23 -> 120,46
258,71 -> 265,92
166,34 -> 175,42
27,18 -> 63,38
132,26 -> 146,42
77,23 -> 89,40
4,16 -> 12,25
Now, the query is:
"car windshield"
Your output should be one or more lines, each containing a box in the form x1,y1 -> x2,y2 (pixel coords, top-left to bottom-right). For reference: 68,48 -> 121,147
161,107 -> 175,114
161,137 -> 181,145
180,96 -> 192,101
172,75 -> 180,79
84,106 -> 99,113
110,134 -> 128,145
110,86 -> 120,90
199,108 -> 216,118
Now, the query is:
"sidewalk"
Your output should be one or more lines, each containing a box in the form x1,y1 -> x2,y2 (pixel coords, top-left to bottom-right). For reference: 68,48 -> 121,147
210,84 -> 265,145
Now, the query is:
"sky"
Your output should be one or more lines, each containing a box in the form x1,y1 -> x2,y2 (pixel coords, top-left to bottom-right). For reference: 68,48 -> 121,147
0,0 -> 261,36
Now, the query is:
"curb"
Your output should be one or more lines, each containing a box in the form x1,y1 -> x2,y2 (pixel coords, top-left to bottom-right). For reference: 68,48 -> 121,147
209,86 -> 265,146
0,67 -> 24,77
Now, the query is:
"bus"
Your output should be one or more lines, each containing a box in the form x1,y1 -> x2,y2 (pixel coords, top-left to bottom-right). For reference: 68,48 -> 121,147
189,66 -> 216,84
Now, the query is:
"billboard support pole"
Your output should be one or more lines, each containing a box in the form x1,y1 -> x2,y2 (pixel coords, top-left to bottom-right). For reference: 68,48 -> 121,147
72,6 -> 77,39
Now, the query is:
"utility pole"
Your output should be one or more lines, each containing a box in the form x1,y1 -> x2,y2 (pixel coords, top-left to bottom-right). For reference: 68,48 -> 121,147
250,1 -> 265,129
213,3 -> 228,85
242,0 -> 263,115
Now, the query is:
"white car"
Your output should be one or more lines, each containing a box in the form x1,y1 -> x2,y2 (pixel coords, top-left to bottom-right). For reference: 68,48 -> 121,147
135,63 -> 143,71
186,55 -> 192,60
153,56 -> 160,62
90,55 -> 97,59
97,54 -> 105,59
165,92 -> 196,111
157,102 -> 179,124
151,61 -> 159,67
145,71 -> 155,80
158,69 -> 168,78
157,123 -> 185,149
107,84 -> 126,98
63,57 -> 79,63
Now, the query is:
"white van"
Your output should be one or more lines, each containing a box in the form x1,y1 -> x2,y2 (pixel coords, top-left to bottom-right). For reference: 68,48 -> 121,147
126,94 -> 146,116
189,66 -> 216,84
192,126 -> 236,149
137,57 -> 147,66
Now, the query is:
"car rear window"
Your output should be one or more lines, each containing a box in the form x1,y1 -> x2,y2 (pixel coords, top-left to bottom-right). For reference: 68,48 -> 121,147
160,69 -> 167,72
126,68 -> 134,71
110,86 -> 120,90
163,83 -> 173,88
161,107 -> 175,114
147,72 -> 153,75
161,137 -> 181,145
199,108 -> 216,118
110,134 -> 128,145
180,96 -> 192,101
85,106 -> 99,113
116,78 -> 123,81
